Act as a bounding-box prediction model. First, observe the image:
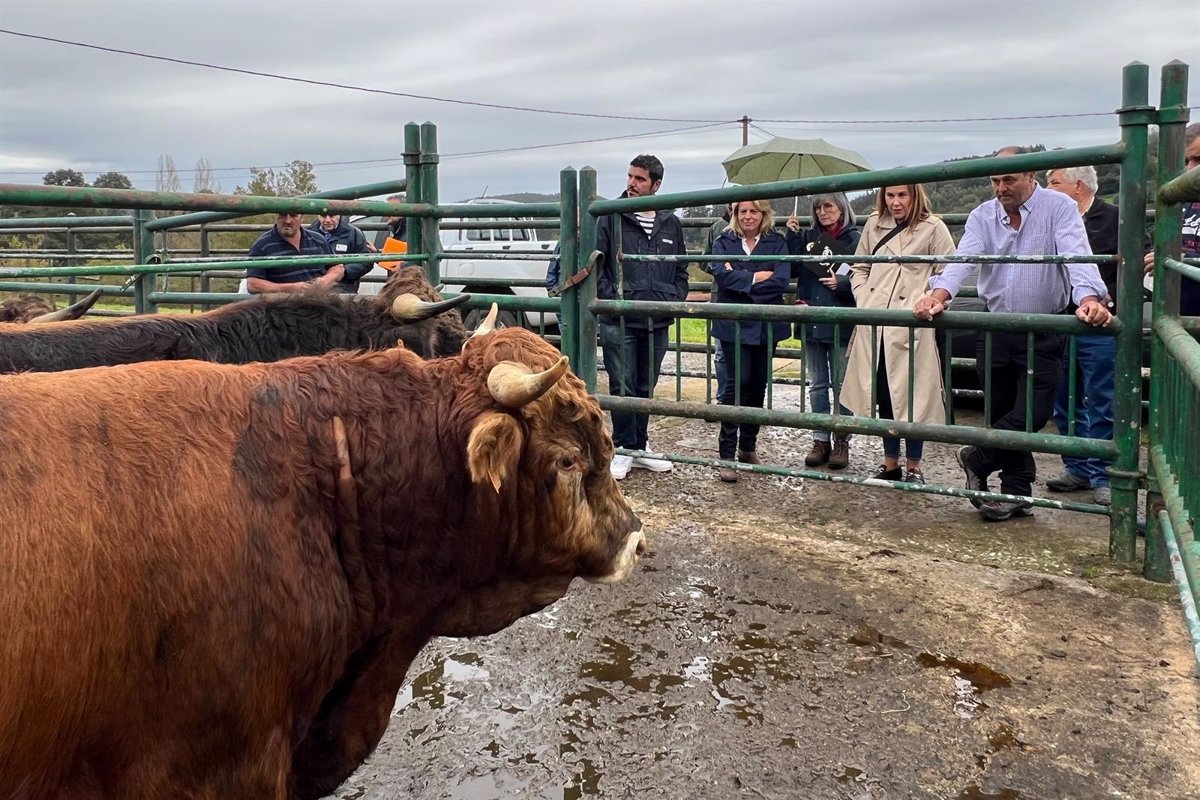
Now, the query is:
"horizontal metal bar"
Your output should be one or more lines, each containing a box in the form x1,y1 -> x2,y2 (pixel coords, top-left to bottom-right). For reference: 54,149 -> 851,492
437,276 -> 549,289
1158,165 -> 1200,205
450,292 -> 559,311
0,281 -> 127,296
147,292 -> 247,305
0,215 -> 133,230
1153,315 -> 1200,389
1164,257 -> 1200,283
0,252 -> 426,278
430,202 -> 559,219
0,252 -> 135,261
143,179 -> 410,230
591,299 -> 1122,335
440,251 -> 556,261
601,395 -> 1118,459
615,448 -> 1108,515
590,144 -> 1126,214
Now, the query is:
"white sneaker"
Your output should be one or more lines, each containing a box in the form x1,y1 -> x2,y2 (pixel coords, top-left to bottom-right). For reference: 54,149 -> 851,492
610,454 -> 633,480
632,454 -> 673,472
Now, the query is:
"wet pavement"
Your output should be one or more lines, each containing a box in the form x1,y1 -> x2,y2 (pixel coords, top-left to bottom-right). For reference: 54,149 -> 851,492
336,384 -> 1199,800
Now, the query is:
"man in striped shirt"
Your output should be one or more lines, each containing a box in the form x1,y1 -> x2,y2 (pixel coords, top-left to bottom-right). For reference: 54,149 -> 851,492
913,147 -> 1112,521
245,212 -> 339,294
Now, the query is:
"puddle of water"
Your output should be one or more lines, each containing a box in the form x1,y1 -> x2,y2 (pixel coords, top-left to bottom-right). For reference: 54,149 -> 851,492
916,652 -> 1012,720
393,652 -> 490,715
836,766 -> 865,783
562,757 -> 602,799
976,723 -> 1030,767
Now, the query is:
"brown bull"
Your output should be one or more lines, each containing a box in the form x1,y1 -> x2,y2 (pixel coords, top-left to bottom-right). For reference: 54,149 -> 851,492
0,268 -> 467,373
0,288 -> 102,324
0,326 -> 643,799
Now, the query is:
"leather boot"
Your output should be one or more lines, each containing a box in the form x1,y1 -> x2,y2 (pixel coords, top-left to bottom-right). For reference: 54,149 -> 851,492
737,450 -> 762,465
804,440 -> 831,467
828,435 -> 850,470
717,466 -> 739,483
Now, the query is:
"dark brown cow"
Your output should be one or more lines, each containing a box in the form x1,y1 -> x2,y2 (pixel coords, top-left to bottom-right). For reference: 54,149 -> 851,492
0,268 -> 467,373
0,326 -> 643,799
0,288 -> 102,324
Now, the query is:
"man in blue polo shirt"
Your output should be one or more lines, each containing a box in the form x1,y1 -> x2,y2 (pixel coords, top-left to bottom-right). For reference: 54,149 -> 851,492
246,212 -> 340,294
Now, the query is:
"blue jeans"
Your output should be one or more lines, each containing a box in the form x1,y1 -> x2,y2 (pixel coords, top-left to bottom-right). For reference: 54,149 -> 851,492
805,339 -> 850,443
1052,334 -> 1115,488
599,322 -> 669,450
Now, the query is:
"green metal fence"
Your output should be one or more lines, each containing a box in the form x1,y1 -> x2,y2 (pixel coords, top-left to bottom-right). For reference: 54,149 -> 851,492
0,64 -> 1195,667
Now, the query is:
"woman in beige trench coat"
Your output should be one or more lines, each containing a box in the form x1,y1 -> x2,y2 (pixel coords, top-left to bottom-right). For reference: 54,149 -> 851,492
841,184 -> 956,484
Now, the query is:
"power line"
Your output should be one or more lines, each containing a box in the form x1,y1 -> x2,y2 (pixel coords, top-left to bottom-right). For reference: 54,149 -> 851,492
3,28 -> 1187,127
0,28 -> 730,124
0,122 -> 733,179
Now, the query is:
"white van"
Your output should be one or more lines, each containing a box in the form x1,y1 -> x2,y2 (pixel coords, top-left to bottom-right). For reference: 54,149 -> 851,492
356,198 -> 557,331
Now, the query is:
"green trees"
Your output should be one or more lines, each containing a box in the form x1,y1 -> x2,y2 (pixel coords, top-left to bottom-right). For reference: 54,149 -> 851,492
234,160 -> 319,196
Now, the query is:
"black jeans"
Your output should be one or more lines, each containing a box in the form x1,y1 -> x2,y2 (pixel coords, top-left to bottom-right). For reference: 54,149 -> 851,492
969,331 -> 1063,497
599,322 -> 669,450
718,341 -> 774,459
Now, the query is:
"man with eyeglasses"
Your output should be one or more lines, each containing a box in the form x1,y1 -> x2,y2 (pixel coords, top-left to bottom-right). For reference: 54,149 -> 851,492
245,211 -> 338,294
308,212 -> 374,293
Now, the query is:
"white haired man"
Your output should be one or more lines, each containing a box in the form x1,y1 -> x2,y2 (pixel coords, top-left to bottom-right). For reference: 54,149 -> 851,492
1043,165 -> 1119,506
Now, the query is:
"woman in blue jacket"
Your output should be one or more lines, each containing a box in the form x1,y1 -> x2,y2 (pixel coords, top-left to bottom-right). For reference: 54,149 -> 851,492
785,192 -> 861,470
711,199 -> 791,482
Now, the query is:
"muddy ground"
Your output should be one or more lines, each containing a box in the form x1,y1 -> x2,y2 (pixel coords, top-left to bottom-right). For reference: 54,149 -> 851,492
337,377 -> 1199,800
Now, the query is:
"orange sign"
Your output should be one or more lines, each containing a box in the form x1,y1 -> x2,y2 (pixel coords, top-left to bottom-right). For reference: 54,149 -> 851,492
379,236 -> 408,271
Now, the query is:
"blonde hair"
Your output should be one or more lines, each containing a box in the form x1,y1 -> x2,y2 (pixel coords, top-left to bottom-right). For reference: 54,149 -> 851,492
873,184 -> 934,223
728,199 -> 776,238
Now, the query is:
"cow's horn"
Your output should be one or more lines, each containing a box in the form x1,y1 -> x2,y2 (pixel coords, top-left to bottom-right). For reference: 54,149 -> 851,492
389,292 -> 469,322
470,303 -> 500,338
27,289 -> 103,323
487,357 -> 569,408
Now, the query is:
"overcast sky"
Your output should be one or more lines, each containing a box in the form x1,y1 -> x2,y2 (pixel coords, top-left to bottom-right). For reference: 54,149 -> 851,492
1,0 -> 1197,205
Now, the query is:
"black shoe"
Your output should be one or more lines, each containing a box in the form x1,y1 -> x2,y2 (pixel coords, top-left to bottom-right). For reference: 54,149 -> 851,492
1046,471 -> 1090,493
956,446 -> 988,508
979,500 -> 1034,522
872,464 -> 903,481
905,468 -> 926,485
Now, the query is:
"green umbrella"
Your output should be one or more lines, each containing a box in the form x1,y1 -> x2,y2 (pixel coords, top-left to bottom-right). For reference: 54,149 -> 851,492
722,137 -> 871,186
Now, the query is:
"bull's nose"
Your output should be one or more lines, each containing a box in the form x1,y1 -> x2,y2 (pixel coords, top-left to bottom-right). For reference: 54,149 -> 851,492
635,537 -> 647,556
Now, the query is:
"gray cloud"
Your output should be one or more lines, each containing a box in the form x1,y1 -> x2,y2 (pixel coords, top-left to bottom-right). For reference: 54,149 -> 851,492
1,0 -> 1196,203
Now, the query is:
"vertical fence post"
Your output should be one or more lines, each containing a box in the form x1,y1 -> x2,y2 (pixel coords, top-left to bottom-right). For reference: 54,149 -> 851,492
577,167 -> 600,393
1144,60 -> 1190,582
1109,62 -> 1151,562
558,168 -> 579,366
132,208 -> 157,314
199,223 -> 212,296
419,122 -> 441,286
404,122 -> 424,268
65,228 -> 77,300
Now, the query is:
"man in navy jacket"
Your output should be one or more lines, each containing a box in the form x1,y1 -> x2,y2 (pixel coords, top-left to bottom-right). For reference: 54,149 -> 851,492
594,154 -> 689,480
310,213 -> 375,293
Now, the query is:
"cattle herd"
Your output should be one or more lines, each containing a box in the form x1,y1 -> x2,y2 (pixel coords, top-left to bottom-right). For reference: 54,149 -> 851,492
0,269 -> 645,799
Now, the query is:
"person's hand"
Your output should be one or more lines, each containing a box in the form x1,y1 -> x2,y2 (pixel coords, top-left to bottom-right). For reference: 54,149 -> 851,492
913,294 -> 946,320
786,215 -> 800,233
723,262 -> 733,272
1143,251 -> 1155,276
752,270 -> 774,284
1076,299 -> 1113,327
818,275 -> 838,290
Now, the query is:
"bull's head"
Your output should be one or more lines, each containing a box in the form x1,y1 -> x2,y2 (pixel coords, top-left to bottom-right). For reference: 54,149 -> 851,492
433,327 -> 643,636
1,290 -> 102,324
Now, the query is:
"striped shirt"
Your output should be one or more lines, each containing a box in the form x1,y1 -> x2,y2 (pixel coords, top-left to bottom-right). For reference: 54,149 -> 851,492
929,184 -> 1107,314
246,225 -> 333,285
635,211 -> 656,237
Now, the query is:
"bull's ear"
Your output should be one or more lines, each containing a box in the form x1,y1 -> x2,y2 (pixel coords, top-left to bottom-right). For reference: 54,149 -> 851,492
466,412 -> 524,493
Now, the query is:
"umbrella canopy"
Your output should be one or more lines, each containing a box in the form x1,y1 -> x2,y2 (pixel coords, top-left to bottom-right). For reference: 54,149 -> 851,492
722,137 -> 872,185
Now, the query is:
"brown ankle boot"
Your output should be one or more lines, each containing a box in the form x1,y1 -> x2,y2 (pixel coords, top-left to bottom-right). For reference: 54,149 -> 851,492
717,466 -> 739,483
828,436 -> 850,470
737,450 -> 762,465
804,440 -> 831,467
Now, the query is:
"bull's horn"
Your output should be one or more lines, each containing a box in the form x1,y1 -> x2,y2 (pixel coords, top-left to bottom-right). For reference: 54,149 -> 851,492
470,303 -> 500,338
487,356 -> 569,409
389,292 -> 469,322
27,289 -> 103,323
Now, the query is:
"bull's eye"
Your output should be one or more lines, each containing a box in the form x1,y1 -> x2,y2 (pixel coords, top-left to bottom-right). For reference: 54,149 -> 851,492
558,454 -> 578,471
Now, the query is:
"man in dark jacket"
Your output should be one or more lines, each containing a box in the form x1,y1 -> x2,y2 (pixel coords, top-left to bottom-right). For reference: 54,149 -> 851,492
785,192 -> 861,470
596,154 -> 689,480
1044,166 -> 1119,506
310,213 -> 374,293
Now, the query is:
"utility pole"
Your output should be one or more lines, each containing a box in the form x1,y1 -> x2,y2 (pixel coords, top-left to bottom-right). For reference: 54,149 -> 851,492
740,116 -> 750,146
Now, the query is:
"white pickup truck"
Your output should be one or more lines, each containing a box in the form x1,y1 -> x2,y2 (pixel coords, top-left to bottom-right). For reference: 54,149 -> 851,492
356,198 -> 557,331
